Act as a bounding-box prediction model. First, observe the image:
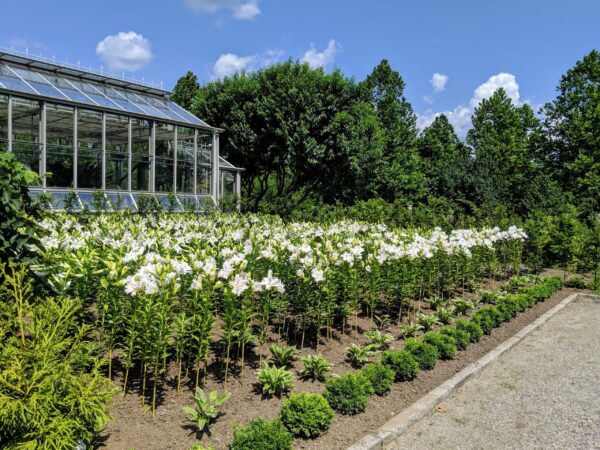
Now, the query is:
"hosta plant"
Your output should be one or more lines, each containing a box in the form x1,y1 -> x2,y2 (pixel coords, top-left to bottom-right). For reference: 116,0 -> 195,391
183,388 -> 231,432
364,329 -> 394,349
269,344 -> 299,368
346,343 -> 379,368
436,306 -> 455,325
398,321 -> 423,339
451,299 -> 475,315
417,312 -> 440,331
300,354 -> 332,381
257,365 -> 295,397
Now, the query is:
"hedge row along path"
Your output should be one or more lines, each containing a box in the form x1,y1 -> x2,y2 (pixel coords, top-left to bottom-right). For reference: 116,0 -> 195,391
385,293 -> 600,450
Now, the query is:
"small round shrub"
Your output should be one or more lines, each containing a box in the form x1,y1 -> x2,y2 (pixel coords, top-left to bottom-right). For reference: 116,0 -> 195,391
231,418 -> 293,450
280,393 -> 333,438
471,311 -> 494,335
423,332 -> 457,359
360,362 -> 395,395
455,319 -> 484,343
323,371 -> 373,415
380,350 -> 420,382
439,326 -> 470,350
403,338 -> 438,370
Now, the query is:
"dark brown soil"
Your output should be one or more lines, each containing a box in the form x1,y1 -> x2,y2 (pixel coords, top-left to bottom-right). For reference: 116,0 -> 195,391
97,273 -> 585,450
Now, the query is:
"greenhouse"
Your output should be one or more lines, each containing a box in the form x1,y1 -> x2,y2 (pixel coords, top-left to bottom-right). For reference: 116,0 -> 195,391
0,50 -> 242,210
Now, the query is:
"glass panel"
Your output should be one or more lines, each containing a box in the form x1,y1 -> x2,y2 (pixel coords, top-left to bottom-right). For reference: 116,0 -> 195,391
100,88 -> 145,114
220,170 -> 235,197
46,75 -> 98,105
47,190 -> 81,210
155,122 -> 174,193
105,113 -> 129,190
0,94 -> 7,151
176,126 -> 195,193
68,80 -> 120,109
0,64 -> 37,94
197,130 -> 212,194
77,109 -> 103,189
45,103 -> 74,188
8,66 -> 69,100
106,192 -> 136,210
167,101 -> 207,126
143,95 -> 188,123
12,97 -> 42,179
131,118 -> 151,191
124,93 -> 168,119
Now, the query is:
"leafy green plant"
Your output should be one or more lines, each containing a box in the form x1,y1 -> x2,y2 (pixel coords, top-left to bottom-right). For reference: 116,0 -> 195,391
451,299 -> 475,315
231,418 -> 293,450
480,290 -> 503,304
360,362 -> 395,395
416,312 -> 440,331
0,151 -> 43,264
436,306 -> 455,325
380,349 -> 420,381
398,321 -> 423,338
455,319 -> 484,343
346,343 -> 379,368
365,329 -> 394,349
183,388 -> 231,432
565,274 -> 587,289
257,365 -> 295,397
404,338 -> 439,370
323,372 -> 373,415
423,331 -> 457,359
426,296 -> 445,310
300,354 -> 332,381
268,344 -> 299,368
280,392 -> 333,438
439,326 -> 470,350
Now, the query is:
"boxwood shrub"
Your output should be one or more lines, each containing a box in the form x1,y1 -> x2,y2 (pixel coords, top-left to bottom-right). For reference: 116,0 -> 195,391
403,338 -> 439,370
280,392 -> 333,438
323,371 -> 373,415
231,418 -> 293,450
455,319 -> 484,343
439,326 -> 470,350
423,332 -> 457,359
380,350 -> 420,382
360,362 -> 395,395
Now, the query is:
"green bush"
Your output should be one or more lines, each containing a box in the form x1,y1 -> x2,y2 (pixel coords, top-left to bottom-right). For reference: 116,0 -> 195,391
323,372 -> 373,415
280,392 -> 333,438
231,418 -> 293,450
360,362 -> 395,395
256,365 -> 295,397
403,338 -> 439,370
423,332 -> 457,359
471,310 -> 494,334
380,350 -> 420,382
0,264 -> 116,448
439,326 -> 470,350
456,319 -> 484,343
0,152 -> 43,264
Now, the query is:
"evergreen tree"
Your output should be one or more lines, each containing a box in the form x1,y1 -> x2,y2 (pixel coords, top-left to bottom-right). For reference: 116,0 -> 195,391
171,71 -> 200,110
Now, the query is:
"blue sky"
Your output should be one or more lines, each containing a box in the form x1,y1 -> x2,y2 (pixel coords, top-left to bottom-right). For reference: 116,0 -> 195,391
1,0 -> 598,135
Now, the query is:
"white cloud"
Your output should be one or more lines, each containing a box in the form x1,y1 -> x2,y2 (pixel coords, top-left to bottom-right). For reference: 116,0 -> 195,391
96,31 -> 153,72
301,39 -> 339,69
431,72 -> 448,93
470,72 -> 519,108
185,0 -> 260,20
211,53 -> 256,79
417,72 -> 522,137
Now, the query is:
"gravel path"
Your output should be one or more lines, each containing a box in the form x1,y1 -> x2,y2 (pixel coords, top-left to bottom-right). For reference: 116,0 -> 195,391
386,294 -> 600,450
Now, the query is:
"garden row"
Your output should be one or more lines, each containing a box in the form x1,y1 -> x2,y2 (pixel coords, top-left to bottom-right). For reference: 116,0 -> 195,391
224,275 -> 564,449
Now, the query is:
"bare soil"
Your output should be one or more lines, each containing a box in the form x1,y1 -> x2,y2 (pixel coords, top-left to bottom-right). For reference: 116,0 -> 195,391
96,272 -> 585,450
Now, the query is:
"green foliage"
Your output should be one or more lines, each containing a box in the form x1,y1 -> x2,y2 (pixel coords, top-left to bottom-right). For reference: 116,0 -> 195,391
436,306 -> 455,325
280,392 -> 334,438
565,274 -> 587,289
364,329 -> 394,349
0,151 -> 43,264
416,312 -> 440,331
398,321 -> 423,339
471,309 -> 495,334
172,71 -> 200,110
268,344 -> 299,368
439,326 -> 471,350
323,372 -> 373,415
403,338 -> 439,370
231,418 -> 293,450
183,388 -> 231,432
455,319 -> 484,343
300,354 -> 332,381
451,299 -> 475,315
359,362 -> 395,395
423,331 -> 457,359
256,365 -> 295,397
0,263 -> 116,448
380,349 -> 420,382
346,343 -> 379,368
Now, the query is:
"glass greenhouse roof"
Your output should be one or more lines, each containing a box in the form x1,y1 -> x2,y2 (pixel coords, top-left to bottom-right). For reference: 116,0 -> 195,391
0,52 -> 211,129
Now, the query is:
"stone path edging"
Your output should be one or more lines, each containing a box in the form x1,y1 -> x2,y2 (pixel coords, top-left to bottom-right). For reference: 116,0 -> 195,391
347,292 -> 593,450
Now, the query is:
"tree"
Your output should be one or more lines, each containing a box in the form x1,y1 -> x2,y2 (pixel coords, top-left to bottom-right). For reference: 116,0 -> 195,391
360,60 -> 425,201
467,88 -> 557,215
542,49 -> 600,216
171,71 -> 200,110
418,114 -> 473,201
